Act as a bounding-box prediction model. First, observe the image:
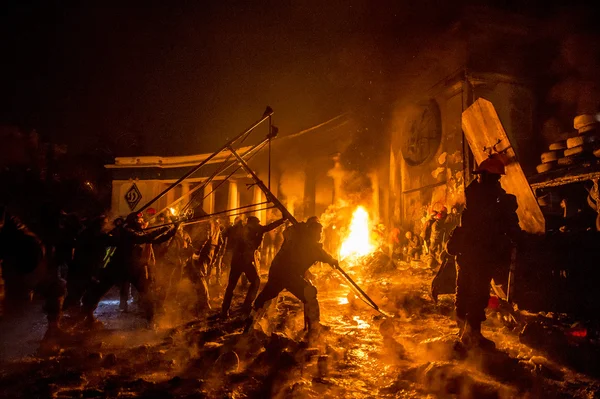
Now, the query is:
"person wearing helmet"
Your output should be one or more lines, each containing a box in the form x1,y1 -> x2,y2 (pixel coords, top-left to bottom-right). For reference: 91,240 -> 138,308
246,217 -> 339,336
403,230 -> 422,262
221,215 -> 286,317
447,153 -> 520,349
421,211 -> 437,254
81,211 -> 179,328
429,207 -> 449,267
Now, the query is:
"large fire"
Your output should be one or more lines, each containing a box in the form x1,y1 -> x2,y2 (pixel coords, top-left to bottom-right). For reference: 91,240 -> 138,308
339,206 -> 376,261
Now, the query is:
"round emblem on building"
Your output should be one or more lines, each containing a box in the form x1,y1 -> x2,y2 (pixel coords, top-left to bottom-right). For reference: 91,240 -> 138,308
400,100 -> 442,166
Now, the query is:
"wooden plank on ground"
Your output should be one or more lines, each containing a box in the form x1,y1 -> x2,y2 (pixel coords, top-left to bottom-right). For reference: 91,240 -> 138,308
462,98 -> 545,234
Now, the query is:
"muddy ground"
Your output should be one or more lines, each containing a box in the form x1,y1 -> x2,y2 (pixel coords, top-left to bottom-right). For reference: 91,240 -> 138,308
1,261 -> 600,398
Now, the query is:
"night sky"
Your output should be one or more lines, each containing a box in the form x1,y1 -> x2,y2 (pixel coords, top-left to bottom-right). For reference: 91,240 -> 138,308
1,1 -> 598,157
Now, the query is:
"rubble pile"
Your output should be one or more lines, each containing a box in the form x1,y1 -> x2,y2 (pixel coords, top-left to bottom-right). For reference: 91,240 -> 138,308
536,114 -> 600,173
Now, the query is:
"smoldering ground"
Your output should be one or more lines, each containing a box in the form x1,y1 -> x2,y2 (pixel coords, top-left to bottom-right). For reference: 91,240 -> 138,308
3,253 -> 600,398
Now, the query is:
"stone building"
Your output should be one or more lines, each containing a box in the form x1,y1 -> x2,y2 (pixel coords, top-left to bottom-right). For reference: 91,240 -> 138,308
388,8 -> 540,233
105,115 -> 361,223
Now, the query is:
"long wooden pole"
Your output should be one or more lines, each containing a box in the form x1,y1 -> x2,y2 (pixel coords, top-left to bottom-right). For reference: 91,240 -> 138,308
137,107 -> 273,213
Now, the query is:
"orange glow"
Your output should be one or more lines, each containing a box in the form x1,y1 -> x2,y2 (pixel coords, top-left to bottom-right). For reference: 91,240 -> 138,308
339,206 -> 375,261
352,316 -> 371,329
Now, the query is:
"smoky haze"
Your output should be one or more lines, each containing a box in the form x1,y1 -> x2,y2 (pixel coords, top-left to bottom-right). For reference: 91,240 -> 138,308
3,1 -> 600,160
0,1 -> 463,157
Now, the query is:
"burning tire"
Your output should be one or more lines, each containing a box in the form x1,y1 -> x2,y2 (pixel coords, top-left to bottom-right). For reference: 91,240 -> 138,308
557,157 -> 576,166
549,140 -> 567,151
536,163 -> 555,173
564,145 -> 586,157
540,151 -> 559,163
567,133 -> 600,149
574,114 -> 599,133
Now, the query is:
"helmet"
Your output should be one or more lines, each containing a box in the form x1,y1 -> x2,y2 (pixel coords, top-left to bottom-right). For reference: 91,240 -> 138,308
125,212 -> 143,227
306,216 -> 320,225
306,218 -> 323,242
246,216 -> 260,225
113,217 -> 125,227
307,220 -> 323,231
474,154 -> 506,175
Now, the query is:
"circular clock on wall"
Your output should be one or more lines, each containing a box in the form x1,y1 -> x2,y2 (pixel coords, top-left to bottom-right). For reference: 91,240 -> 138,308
400,100 -> 442,166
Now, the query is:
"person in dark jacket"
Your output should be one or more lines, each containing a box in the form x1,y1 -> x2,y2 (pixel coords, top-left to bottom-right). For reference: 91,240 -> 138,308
63,215 -> 112,312
220,216 -> 244,272
447,154 -> 520,349
221,215 -> 285,317
81,212 -> 178,328
0,206 -> 66,339
421,211 -> 437,254
246,217 -> 338,334
189,219 -> 222,312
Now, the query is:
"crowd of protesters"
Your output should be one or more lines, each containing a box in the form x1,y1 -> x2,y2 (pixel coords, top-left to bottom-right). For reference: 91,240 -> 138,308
0,204 -> 295,340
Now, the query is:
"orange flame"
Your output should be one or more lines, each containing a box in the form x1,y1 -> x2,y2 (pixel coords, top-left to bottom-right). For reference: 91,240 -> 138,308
339,206 -> 375,261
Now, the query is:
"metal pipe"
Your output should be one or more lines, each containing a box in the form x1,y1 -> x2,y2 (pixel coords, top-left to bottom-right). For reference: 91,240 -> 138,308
137,106 -> 274,212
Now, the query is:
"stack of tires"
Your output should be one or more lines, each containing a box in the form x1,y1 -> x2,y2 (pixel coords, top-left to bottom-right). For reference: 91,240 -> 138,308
536,114 -> 600,173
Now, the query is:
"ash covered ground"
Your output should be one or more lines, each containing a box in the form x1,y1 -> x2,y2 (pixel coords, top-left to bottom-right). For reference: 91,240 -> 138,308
1,260 -> 600,399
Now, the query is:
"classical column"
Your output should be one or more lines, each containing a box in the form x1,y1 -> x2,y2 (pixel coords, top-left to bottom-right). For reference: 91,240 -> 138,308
181,182 -> 190,201
253,185 -> 266,224
228,180 -> 239,222
369,172 -> 380,224
303,166 -> 316,218
203,181 -> 215,215
330,153 -> 344,203
165,182 -> 175,211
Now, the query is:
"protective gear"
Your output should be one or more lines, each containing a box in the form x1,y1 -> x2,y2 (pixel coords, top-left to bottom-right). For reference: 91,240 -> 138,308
306,220 -> 323,243
81,222 -> 177,325
453,176 -> 519,348
306,216 -> 320,225
246,216 -> 260,225
474,154 -> 506,175
125,212 -> 143,229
